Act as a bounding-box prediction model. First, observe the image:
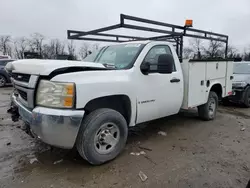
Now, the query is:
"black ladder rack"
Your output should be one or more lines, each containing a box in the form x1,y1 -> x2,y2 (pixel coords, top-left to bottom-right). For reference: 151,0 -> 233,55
67,14 -> 229,60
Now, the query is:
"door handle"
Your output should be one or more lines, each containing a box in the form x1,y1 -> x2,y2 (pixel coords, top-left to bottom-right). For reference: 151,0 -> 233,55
230,76 -> 234,80
170,78 -> 180,83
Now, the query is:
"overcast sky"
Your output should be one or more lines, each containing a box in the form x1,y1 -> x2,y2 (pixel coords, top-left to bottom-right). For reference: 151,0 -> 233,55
1,0 -> 250,49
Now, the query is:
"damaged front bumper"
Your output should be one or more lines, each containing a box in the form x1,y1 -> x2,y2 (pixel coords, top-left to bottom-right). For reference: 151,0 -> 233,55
11,94 -> 85,149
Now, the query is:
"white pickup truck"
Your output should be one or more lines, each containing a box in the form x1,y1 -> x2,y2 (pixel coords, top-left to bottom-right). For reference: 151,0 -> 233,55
9,40 -> 233,165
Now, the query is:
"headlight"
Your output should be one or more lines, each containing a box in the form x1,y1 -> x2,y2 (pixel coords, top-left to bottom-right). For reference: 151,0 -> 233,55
36,80 -> 75,108
232,81 -> 247,88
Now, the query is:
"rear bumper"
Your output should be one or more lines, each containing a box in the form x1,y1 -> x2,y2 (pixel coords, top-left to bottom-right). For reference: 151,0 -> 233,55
12,94 -> 85,149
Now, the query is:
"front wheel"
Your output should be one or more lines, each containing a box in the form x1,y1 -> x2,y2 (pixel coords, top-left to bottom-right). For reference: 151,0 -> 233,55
198,91 -> 218,121
76,108 -> 128,165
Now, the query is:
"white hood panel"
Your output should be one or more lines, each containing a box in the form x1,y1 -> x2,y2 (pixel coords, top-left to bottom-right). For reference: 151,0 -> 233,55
10,59 -> 105,75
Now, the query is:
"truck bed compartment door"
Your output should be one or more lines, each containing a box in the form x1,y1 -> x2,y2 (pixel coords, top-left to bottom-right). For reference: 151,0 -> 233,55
188,62 -> 206,107
206,62 -> 227,80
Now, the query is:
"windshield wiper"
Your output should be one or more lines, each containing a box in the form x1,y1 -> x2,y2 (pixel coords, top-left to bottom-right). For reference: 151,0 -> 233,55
103,63 -> 117,69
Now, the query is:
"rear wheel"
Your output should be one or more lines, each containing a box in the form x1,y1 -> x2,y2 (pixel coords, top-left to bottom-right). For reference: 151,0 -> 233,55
76,108 -> 128,165
0,75 -> 6,87
243,88 -> 250,108
198,91 -> 218,121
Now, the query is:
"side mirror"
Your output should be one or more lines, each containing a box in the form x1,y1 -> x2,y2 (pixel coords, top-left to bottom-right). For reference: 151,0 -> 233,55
140,62 -> 150,75
157,54 -> 174,74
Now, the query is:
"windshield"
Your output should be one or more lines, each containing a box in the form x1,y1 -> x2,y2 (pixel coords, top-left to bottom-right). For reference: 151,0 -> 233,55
83,43 -> 143,69
233,63 -> 250,74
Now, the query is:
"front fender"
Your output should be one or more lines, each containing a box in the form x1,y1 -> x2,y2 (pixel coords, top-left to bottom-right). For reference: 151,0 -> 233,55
74,81 -> 137,127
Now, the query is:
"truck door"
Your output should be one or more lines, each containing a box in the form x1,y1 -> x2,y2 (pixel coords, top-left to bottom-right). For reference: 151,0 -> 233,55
136,44 -> 183,124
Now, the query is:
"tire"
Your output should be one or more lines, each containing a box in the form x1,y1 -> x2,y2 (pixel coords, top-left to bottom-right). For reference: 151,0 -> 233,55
0,74 -> 6,87
198,91 -> 218,121
76,108 -> 128,165
243,88 -> 250,108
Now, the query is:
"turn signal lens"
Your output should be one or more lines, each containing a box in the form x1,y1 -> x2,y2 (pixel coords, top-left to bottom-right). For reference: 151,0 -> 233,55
66,85 -> 74,95
64,97 -> 73,107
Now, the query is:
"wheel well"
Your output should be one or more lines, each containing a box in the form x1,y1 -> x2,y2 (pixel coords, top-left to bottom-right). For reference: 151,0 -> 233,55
84,95 -> 131,125
210,84 -> 222,100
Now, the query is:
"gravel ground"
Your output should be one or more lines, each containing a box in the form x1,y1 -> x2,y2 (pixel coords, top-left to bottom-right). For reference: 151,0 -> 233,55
0,87 -> 250,188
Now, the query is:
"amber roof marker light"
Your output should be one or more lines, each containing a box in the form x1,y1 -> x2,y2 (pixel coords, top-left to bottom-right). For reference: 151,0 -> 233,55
185,20 -> 193,27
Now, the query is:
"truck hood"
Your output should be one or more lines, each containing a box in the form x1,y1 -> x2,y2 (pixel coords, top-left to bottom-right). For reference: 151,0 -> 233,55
233,74 -> 250,83
9,59 -> 106,75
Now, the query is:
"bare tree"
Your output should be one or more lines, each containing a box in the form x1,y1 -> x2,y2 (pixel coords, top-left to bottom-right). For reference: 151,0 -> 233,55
204,40 -> 224,58
53,39 -> 65,56
189,38 -> 204,59
79,43 -> 90,60
13,37 -> 28,59
243,46 -> 250,61
43,39 -> 65,59
0,35 -> 12,56
29,33 -> 44,56
226,45 -> 238,58
183,47 -> 194,59
67,40 -> 76,56
67,40 -> 77,60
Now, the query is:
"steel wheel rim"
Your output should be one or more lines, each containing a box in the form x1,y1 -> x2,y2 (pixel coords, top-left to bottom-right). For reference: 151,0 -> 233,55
94,122 -> 120,154
0,76 -> 5,87
208,98 -> 216,117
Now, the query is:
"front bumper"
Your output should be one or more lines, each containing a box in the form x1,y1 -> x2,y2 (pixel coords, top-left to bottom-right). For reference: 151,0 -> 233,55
12,95 -> 85,149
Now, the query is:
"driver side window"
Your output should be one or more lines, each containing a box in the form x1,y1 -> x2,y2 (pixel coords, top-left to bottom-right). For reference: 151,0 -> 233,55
144,45 -> 176,72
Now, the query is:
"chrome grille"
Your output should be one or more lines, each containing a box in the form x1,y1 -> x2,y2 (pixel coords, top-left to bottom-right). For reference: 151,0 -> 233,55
13,74 -> 38,109
17,89 -> 27,101
12,73 -> 31,83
